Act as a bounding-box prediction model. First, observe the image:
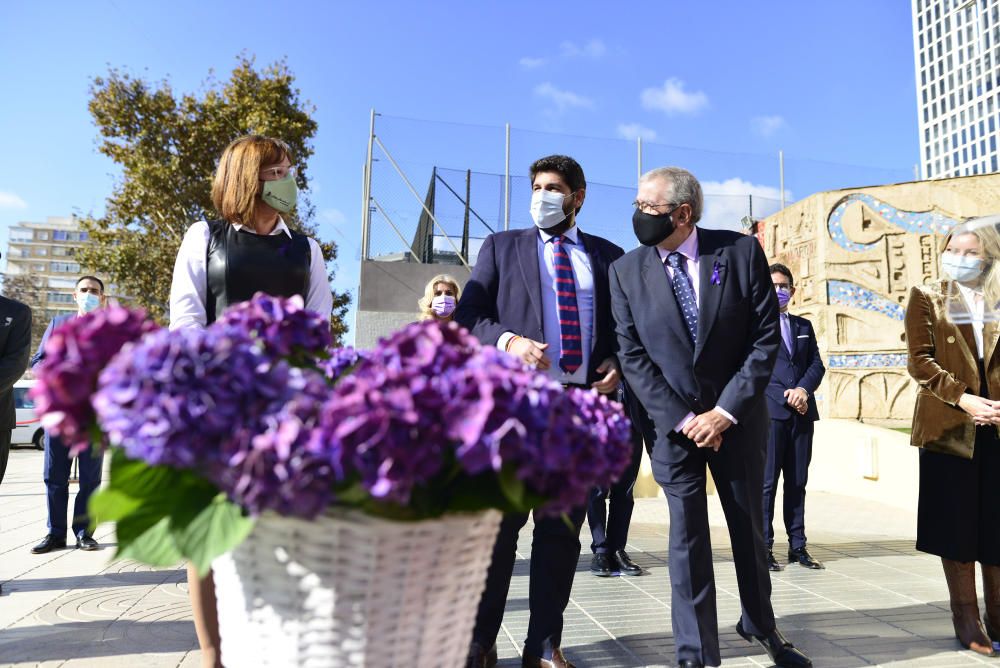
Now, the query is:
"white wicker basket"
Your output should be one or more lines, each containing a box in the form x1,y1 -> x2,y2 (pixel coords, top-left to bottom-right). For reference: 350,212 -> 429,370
212,508 -> 502,667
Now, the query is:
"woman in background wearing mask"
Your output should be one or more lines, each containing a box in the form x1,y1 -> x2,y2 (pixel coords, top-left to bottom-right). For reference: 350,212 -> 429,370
904,217 -> 1000,658
417,274 -> 461,323
169,135 -> 333,667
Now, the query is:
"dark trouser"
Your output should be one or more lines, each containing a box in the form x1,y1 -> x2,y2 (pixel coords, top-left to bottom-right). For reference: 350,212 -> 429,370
0,425 -> 10,486
762,417 -> 814,551
651,426 -> 774,668
587,428 -> 644,554
44,431 -> 103,539
472,505 -> 587,658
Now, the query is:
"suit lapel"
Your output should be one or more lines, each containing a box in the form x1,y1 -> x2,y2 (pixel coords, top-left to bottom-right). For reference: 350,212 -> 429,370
642,245 -> 694,353
694,229 -> 726,360
580,232 -> 607,357
516,229 -> 544,334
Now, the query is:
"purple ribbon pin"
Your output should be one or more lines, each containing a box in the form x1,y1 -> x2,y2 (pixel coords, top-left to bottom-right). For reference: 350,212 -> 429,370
711,261 -> 722,285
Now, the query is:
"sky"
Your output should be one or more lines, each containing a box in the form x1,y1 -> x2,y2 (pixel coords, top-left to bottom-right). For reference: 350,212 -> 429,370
0,0 -> 919,344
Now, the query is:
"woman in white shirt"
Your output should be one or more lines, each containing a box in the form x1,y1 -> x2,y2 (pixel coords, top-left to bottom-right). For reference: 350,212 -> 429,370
169,135 -> 333,668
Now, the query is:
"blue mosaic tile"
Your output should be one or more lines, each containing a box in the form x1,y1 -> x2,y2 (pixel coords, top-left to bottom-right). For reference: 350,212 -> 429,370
828,354 -> 908,368
827,193 -> 961,252
827,280 -> 905,321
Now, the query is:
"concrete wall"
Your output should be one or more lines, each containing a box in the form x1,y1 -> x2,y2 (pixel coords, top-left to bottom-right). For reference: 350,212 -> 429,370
632,420 -> 919,515
355,260 -> 471,348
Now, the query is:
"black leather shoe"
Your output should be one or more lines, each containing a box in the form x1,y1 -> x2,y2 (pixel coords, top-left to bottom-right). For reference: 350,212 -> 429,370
736,620 -> 812,667
76,533 -> 99,551
590,553 -> 618,577
768,550 -> 784,572
613,549 -> 643,576
31,535 -> 67,554
788,546 -> 824,569
677,661 -> 704,668
465,641 -> 498,668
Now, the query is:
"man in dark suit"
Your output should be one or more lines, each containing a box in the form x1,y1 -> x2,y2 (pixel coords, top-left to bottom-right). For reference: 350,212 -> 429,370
29,275 -> 107,554
456,155 -> 625,668
610,167 -> 811,668
586,384 -> 650,577
762,264 -> 826,572
0,284 -> 32,487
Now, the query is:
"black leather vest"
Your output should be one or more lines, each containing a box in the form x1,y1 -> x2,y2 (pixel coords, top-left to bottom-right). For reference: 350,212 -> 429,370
205,220 -> 311,323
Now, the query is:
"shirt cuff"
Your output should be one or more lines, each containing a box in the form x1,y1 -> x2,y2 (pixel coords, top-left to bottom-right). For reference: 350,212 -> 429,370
713,406 -> 738,425
673,411 -> 696,433
497,331 -> 517,352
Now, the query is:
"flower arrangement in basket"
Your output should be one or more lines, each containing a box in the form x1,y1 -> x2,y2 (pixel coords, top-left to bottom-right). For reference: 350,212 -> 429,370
29,293 -> 633,575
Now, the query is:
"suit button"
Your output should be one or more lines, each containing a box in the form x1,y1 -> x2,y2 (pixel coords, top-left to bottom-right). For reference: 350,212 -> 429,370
947,335 -> 956,343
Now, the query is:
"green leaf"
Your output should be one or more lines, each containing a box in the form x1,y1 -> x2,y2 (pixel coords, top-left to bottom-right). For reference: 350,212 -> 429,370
498,465 -> 526,511
117,516 -> 184,567
88,488 -> 143,524
173,496 -> 255,577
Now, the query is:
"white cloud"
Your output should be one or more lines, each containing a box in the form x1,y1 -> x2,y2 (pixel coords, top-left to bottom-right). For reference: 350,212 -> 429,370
640,78 -> 709,115
519,56 -> 546,69
616,123 -> 658,141
699,178 -> 791,232
560,39 -> 606,59
534,82 -> 594,113
751,115 -> 786,137
0,191 -> 28,209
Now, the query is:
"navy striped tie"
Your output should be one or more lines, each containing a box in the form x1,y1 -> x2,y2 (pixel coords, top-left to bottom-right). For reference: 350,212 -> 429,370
552,236 -> 582,373
666,252 -> 698,342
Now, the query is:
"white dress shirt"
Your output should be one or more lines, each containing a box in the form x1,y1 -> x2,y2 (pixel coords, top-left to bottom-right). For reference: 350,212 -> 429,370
497,226 -> 595,385
656,228 -> 737,431
956,282 -> 985,359
169,219 -> 333,331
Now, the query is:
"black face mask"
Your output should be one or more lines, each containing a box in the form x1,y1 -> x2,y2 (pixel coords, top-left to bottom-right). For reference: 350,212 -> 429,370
632,208 -> 676,247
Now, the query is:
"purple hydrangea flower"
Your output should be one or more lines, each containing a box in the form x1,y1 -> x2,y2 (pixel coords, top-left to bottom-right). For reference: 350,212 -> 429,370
93,326 -> 288,470
216,292 -> 331,359
29,306 -> 159,456
318,346 -> 367,384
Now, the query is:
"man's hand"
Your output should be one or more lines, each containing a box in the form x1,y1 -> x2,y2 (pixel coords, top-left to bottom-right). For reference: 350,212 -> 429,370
508,337 -> 551,370
682,409 -> 733,449
784,387 -> 809,414
591,356 -> 620,394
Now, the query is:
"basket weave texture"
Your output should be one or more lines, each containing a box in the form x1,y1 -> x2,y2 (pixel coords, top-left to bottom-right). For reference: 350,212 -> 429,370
213,508 -> 503,667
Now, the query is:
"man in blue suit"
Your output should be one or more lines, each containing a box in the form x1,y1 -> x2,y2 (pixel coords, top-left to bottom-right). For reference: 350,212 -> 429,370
610,167 -> 811,668
762,264 -> 826,572
30,276 -> 107,554
456,155 -> 625,668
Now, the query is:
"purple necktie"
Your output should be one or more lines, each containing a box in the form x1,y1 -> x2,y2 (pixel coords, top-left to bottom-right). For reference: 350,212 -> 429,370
552,236 -> 582,373
780,313 -> 793,354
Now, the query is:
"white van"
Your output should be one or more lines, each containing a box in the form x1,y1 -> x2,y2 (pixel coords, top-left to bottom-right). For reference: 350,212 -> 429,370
13,379 -> 43,450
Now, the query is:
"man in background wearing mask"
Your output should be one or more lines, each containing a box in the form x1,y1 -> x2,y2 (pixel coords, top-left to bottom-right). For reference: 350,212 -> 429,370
762,264 -> 826,573
609,167 -> 812,668
456,155 -> 625,668
29,275 -> 107,554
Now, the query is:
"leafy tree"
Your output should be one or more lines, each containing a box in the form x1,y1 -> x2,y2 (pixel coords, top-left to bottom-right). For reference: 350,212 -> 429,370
2,273 -> 49,354
77,54 -> 350,342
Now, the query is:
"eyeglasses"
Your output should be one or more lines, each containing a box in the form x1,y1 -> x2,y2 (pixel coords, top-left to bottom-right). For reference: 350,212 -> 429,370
259,165 -> 296,181
633,200 -> 677,214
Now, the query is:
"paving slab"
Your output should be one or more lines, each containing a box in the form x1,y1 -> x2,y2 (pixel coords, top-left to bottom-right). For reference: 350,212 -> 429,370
2,447 -> 997,667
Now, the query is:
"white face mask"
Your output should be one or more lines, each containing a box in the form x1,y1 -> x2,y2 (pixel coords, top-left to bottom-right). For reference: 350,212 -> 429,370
76,292 -> 101,313
941,252 -> 985,283
529,190 -> 572,229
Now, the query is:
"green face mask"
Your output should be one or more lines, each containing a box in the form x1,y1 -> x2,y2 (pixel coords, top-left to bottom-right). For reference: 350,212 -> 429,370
260,174 -> 298,213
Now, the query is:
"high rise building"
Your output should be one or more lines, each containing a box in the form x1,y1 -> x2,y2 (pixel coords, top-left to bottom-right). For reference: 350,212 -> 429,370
5,216 -> 98,320
912,0 -> 1000,180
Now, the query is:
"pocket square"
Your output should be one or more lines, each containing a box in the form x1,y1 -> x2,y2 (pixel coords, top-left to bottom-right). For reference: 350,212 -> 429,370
3,317 -> 10,327
796,334 -> 808,338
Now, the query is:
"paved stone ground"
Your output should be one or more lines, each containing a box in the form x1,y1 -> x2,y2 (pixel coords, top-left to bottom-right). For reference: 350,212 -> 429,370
2,447 -> 998,667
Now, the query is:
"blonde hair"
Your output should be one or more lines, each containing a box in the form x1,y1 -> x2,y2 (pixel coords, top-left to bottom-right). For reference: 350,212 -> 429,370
211,135 -> 293,230
417,274 -> 461,321
941,215 -> 1000,311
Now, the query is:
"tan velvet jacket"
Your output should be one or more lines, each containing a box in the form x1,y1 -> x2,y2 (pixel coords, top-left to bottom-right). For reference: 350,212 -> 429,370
905,280 -> 1000,459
